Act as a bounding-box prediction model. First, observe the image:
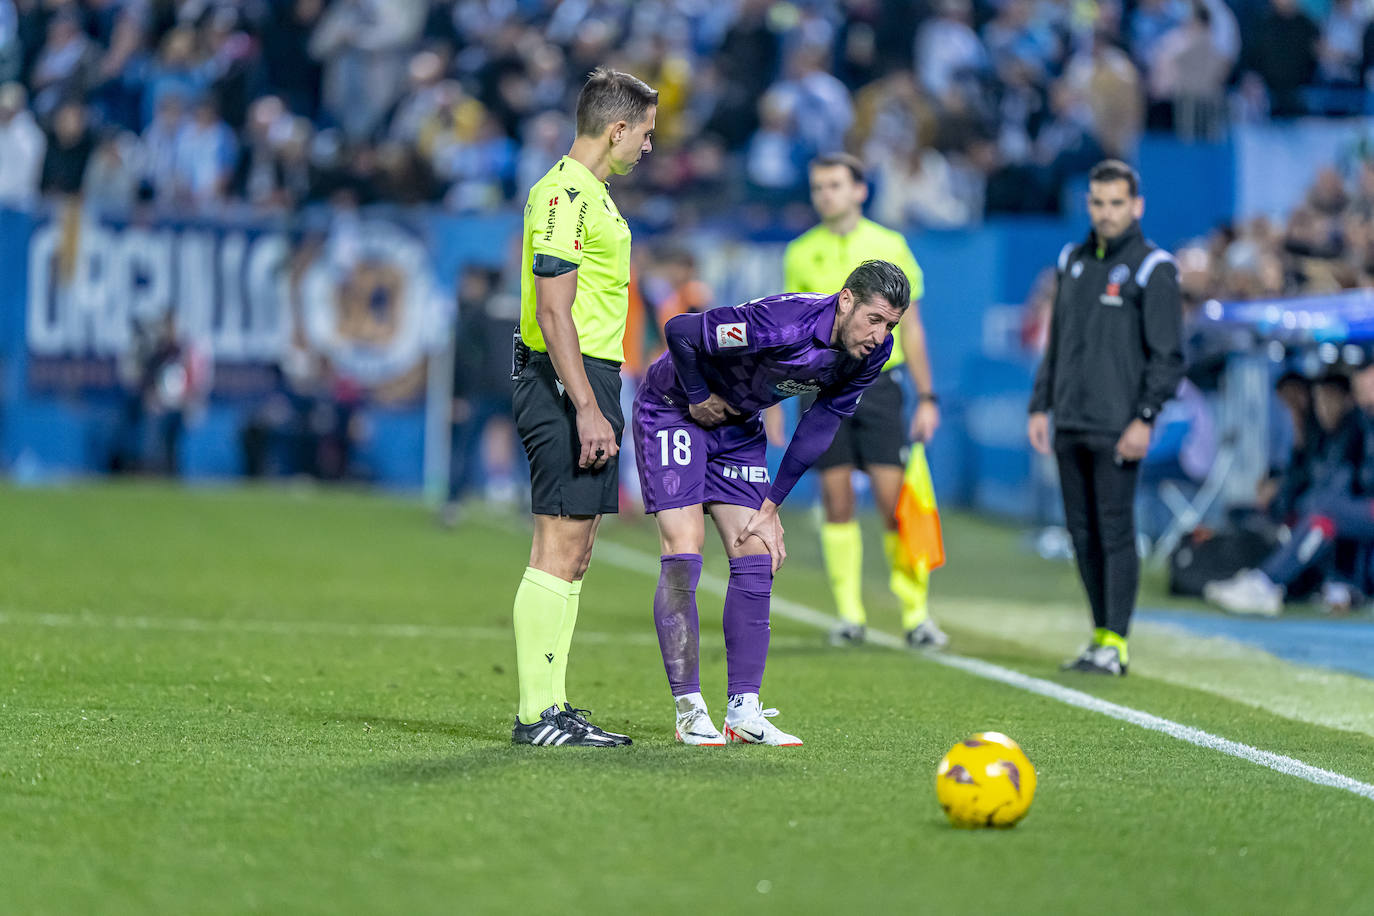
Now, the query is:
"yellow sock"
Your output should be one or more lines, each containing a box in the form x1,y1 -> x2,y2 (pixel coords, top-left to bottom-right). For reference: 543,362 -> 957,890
1099,630 -> 1129,665
512,567 -> 570,724
884,530 -> 930,630
551,579 -> 581,707
821,521 -> 866,625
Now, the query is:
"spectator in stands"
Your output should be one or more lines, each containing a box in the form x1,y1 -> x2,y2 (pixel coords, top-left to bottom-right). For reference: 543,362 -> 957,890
872,141 -> 975,229
1317,0 -> 1368,87
310,0 -> 428,142
915,0 -> 988,100
1129,0 -> 1188,78
388,50 -> 448,145
703,0 -> 780,150
39,98 -> 93,195
231,95 -> 290,209
141,26 -> 206,128
138,91 -> 185,204
262,0 -> 324,120
1258,371 -> 1322,523
82,129 -> 139,213
1245,0 -> 1320,118
1065,29 -> 1145,160
744,88 -> 808,205
0,80 -> 43,206
764,44 -> 854,163
28,6 -> 93,118
170,96 -> 237,206
201,5 -> 258,130
984,0 -> 1062,85
1148,1 -> 1234,140
86,0 -> 144,131
1206,363 -> 1373,615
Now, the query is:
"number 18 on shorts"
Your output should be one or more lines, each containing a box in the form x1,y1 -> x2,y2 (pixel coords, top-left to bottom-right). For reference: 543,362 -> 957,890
632,402 -> 772,514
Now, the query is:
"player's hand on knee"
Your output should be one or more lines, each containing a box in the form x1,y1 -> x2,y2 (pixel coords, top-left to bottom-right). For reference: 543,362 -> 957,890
689,394 -> 738,428
576,407 -> 618,469
734,501 -> 786,573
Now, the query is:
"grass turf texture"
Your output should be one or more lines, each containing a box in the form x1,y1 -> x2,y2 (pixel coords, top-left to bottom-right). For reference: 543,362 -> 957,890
2,482 -> 1372,915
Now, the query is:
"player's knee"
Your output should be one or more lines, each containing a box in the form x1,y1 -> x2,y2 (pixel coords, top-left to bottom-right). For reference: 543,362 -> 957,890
660,532 -> 704,556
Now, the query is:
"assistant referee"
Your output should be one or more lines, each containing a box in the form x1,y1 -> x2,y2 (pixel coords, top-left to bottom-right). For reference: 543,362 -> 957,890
783,153 -> 945,650
1027,159 -> 1183,676
508,68 -> 656,747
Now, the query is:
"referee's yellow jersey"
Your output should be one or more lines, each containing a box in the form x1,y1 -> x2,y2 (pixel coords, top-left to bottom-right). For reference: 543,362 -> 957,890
783,218 -> 925,371
519,156 -> 632,363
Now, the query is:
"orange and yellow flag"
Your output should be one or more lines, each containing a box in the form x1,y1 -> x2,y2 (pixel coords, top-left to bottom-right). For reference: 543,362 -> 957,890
894,443 -> 944,572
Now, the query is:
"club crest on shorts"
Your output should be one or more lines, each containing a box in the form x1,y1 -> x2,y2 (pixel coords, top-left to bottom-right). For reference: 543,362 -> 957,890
662,469 -> 681,496
716,322 -> 748,348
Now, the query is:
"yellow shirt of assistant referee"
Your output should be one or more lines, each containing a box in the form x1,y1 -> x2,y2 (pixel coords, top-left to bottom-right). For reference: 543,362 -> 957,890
783,217 -> 925,371
519,155 -> 632,363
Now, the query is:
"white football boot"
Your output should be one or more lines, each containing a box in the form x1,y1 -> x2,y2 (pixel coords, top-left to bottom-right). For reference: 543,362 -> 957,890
722,693 -> 802,746
1203,569 -> 1283,617
906,618 -> 949,650
674,693 -> 726,746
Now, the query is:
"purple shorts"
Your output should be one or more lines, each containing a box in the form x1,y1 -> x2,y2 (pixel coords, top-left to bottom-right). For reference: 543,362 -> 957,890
632,392 -> 770,514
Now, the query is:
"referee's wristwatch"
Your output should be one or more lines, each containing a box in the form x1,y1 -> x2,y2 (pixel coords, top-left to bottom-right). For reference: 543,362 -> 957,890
1136,405 -> 1157,424
918,392 -> 940,405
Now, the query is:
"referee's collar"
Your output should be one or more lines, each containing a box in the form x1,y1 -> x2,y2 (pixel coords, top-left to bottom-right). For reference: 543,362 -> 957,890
559,155 -> 606,193
813,293 -> 841,347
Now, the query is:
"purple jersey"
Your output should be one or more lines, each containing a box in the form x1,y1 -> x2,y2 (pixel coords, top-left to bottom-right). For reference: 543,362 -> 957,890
641,292 -> 891,417
633,293 -> 893,513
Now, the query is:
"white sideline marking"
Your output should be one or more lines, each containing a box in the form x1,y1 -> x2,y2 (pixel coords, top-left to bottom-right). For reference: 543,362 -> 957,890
594,541 -> 1374,803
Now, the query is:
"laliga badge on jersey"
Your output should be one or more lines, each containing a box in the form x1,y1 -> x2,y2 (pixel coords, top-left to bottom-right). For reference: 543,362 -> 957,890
717,322 -> 748,348
1100,263 -> 1129,307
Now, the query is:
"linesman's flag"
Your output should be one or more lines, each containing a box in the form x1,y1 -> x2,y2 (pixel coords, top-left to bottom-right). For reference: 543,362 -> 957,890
894,443 -> 944,572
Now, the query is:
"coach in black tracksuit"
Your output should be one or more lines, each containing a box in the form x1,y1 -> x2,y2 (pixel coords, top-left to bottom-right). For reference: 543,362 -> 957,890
1028,160 -> 1184,676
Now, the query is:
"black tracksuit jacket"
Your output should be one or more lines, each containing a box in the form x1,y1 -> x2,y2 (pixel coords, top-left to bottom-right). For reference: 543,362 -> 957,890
1028,222 -> 1185,436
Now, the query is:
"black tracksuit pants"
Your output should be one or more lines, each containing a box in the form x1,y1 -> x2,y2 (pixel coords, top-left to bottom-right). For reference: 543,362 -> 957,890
1054,430 -> 1140,637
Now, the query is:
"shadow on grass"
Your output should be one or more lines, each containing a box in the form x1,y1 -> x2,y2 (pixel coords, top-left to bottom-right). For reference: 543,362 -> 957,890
353,735 -> 820,785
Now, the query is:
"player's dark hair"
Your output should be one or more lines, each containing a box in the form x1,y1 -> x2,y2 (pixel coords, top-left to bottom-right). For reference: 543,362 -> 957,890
576,68 -> 658,137
843,259 -> 910,312
1089,159 -> 1140,196
810,152 -> 866,185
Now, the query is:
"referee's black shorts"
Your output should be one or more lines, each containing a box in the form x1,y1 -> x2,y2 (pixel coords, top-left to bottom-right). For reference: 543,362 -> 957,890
811,369 -> 906,471
513,351 -> 624,517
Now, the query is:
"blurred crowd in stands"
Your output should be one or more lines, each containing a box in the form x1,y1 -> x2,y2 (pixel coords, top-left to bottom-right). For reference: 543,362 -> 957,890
3,0 -> 1374,226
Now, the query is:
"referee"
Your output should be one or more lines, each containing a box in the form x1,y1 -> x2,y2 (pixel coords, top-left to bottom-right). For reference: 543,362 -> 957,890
782,153 -> 946,650
509,68 -> 656,746
1027,159 -> 1184,676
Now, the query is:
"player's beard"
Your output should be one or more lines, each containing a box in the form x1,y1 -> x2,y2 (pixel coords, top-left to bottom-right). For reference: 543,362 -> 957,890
836,315 -> 871,360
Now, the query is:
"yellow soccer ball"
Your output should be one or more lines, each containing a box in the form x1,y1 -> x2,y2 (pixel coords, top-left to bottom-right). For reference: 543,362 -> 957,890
935,732 -> 1037,828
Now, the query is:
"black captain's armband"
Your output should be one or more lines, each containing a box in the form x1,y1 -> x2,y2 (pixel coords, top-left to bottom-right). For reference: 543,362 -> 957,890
532,254 -> 578,277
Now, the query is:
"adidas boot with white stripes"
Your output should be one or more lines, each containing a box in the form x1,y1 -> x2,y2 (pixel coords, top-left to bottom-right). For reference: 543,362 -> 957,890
512,705 -> 621,747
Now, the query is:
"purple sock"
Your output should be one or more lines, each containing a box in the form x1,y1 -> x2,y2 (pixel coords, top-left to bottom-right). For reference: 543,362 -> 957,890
723,554 -> 773,697
654,553 -> 703,696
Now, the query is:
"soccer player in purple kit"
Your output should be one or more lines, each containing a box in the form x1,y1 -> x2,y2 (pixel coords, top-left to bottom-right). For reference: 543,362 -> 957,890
632,259 -> 911,746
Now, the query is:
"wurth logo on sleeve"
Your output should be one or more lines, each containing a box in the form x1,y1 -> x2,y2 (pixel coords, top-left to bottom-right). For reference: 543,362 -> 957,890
716,323 -> 748,348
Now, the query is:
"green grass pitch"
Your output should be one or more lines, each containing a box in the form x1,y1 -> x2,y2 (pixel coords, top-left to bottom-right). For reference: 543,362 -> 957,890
2,482 -> 1372,915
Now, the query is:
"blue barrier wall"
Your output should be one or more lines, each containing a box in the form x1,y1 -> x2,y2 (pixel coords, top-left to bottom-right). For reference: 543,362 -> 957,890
0,134 -> 1248,506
